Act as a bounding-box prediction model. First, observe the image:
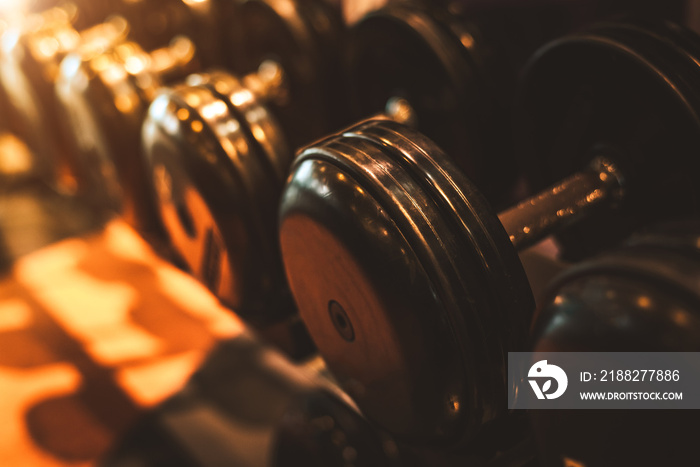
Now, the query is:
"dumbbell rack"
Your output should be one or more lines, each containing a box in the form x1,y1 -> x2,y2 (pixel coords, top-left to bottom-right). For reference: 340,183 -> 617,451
0,1 -> 698,467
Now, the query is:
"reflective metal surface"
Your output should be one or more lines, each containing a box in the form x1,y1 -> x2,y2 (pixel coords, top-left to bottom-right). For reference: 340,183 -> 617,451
499,157 -> 623,251
57,36 -> 197,237
280,119 -> 533,446
143,74 -> 294,327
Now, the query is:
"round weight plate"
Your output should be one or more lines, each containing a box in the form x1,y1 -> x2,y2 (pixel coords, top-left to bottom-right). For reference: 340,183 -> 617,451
534,219 -> 700,353
517,22 -> 700,259
192,70 -> 292,303
279,119 -> 533,446
57,52 -> 124,211
536,250 -> 700,350
0,21 -> 79,191
531,240 -> 700,467
58,39 -> 167,236
346,4 -> 514,203
143,85 -> 289,324
225,0 -> 345,147
346,119 -> 534,354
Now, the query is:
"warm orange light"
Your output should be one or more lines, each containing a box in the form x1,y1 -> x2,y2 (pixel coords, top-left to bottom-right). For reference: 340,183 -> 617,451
0,0 -> 30,17
0,219 -> 245,463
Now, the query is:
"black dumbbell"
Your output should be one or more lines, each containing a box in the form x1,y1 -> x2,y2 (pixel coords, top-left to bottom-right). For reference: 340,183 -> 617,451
57,35 -> 199,238
144,61 -> 358,335
0,0 -> 229,194
344,0 -> 580,204
139,0 -> 345,320
346,1 -> 694,206
530,221 -> 700,467
102,332 -> 404,467
0,8 -> 129,192
277,21 -> 700,447
141,69 -> 462,357
222,0 -> 346,150
517,19 -> 700,259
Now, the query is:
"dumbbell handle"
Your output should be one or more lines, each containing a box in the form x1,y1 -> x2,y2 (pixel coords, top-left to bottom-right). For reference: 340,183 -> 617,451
498,158 -> 623,250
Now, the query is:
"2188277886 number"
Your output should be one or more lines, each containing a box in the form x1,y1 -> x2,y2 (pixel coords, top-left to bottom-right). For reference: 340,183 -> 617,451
599,370 -> 680,382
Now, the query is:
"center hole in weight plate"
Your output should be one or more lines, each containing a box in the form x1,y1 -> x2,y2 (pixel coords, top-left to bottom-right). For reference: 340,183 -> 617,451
328,300 -> 355,342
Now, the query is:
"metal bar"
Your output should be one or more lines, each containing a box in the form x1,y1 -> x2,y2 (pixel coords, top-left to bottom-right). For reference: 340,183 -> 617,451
498,158 -> 623,251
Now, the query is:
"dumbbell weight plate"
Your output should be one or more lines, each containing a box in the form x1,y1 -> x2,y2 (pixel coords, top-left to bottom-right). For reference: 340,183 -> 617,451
0,13 -> 84,191
1,12 -> 138,192
187,70 -> 291,185
143,80 -> 291,325
346,4 -> 506,201
57,37 -> 198,236
103,333 -> 400,466
530,224 -> 700,466
347,0 -> 575,205
192,70 -> 293,305
225,0 -> 345,148
517,22 -> 700,260
280,119 -> 533,445
534,244 -> 700,353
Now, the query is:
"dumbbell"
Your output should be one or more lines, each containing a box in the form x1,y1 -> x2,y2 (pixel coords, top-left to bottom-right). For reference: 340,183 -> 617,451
516,19 -> 700,260
530,221 -> 700,467
276,21 -> 700,447
0,0 -> 228,192
102,332 -> 404,467
344,0 -> 582,204
142,63 -> 322,334
0,7 -> 129,192
139,0 -> 346,318
222,0 -> 346,150
346,0 -> 694,205
57,35 -> 198,238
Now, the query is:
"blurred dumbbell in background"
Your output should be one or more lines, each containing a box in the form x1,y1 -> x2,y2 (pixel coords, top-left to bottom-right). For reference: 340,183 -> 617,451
0,0 -> 234,202
103,331 -> 407,467
57,33 -> 200,241
530,221 -> 700,467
